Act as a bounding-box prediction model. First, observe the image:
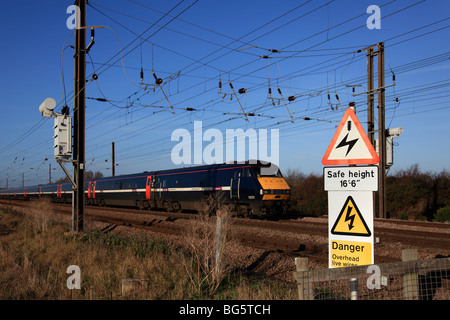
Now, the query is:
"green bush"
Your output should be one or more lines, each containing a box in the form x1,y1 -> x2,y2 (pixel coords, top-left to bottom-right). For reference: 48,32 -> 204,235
399,213 -> 409,220
433,206 -> 450,223
386,165 -> 449,220
285,165 -> 449,220
284,169 -> 327,216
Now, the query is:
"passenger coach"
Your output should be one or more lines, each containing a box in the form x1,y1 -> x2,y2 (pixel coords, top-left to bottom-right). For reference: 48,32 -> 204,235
0,162 -> 291,216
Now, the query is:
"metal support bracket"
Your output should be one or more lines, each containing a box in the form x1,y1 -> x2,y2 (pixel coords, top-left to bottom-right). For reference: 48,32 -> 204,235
56,158 -> 77,190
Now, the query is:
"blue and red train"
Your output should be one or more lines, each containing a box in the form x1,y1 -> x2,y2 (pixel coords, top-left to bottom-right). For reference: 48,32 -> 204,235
0,162 -> 291,216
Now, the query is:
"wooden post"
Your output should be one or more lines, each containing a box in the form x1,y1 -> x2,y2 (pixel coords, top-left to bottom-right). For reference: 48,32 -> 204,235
402,248 -> 419,300
295,257 -> 312,300
214,215 -> 223,276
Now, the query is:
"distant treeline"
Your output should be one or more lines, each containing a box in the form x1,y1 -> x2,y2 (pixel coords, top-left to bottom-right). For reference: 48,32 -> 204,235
284,164 -> 450,222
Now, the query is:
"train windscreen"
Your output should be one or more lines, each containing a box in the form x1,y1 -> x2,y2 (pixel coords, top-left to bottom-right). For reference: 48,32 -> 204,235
253,165 -> 282,177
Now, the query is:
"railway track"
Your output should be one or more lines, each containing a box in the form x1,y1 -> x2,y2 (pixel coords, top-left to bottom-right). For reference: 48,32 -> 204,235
81,209 -> 400,264
1,199 -> 448,264
250,217 -> 450,250
52,203 -> 333,262
51,201 -> 450,250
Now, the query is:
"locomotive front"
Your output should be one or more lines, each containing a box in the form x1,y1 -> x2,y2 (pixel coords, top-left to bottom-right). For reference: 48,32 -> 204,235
253,163 -> 291,214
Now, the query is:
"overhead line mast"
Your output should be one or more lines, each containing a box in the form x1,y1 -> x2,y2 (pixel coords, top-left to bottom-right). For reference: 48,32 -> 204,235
73,0 -> 86,232
356,42 -> 390,219
377,42 -> 386,220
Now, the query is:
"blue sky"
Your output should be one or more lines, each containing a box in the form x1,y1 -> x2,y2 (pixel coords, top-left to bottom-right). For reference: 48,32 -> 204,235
0,0 -> 449,188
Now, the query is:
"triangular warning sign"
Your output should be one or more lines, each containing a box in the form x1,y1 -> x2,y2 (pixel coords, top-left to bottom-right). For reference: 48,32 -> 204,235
322,108 -> 379,165
331,196 -> 372,237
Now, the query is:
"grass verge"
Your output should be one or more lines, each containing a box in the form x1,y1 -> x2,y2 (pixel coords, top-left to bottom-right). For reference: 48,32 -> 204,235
0,203 -> 296,300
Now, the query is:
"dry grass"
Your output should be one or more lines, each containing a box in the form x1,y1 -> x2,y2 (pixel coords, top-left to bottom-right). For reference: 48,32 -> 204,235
0,200 -> 296,300
181,194 -> 233,297
25,198 -> 54,233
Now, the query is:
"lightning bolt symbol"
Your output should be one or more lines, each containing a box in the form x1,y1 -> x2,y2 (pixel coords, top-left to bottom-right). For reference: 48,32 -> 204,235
336,133 -> 359,156
345,206 -> 355,230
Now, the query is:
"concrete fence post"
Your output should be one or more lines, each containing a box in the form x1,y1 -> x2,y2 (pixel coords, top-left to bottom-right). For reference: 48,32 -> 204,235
295,257 -> 312,300
402,248 -> 419,300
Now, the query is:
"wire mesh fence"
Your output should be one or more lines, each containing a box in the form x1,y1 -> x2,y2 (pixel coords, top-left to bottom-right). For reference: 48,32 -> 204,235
293,250 -> 450,300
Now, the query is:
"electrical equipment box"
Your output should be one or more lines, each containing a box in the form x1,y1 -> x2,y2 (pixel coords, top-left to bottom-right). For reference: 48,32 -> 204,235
374,127 -> 403,169
54,114 -> 72,159
375,137 -> 393,169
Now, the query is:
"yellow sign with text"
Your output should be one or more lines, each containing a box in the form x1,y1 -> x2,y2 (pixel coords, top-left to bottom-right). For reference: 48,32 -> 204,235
330,240 -> 372,268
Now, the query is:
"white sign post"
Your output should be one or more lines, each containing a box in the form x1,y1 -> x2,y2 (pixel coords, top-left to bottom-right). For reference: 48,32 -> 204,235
322,108 -> 378,268
327,191 -> 374,268
324,166 -> 378,191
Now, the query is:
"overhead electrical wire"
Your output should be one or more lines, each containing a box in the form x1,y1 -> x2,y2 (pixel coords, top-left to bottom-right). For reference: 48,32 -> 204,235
85,50 -> 450,168
2,0 -> 449,184
83,53 -> 446,168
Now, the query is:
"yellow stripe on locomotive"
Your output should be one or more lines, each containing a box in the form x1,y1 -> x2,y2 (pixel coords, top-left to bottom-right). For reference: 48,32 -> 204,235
258,176 -> 291,201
